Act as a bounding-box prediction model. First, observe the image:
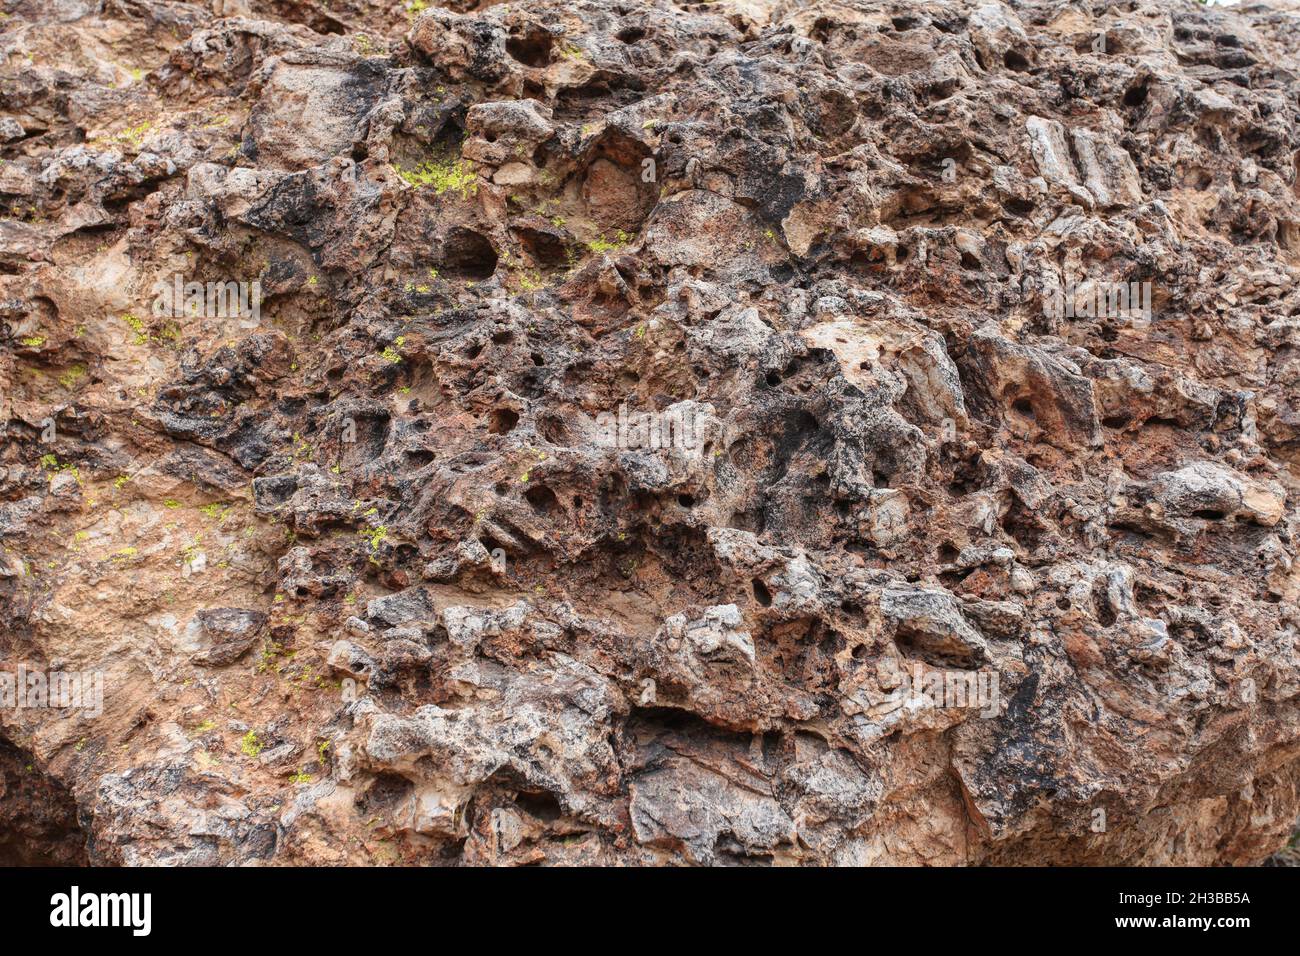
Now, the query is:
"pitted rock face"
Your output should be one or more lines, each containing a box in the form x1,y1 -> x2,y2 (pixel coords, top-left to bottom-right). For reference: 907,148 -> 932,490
2,0 -> 1300,866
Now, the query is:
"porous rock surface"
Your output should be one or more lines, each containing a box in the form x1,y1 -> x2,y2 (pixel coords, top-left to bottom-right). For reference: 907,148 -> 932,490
3,0 -> 1300,866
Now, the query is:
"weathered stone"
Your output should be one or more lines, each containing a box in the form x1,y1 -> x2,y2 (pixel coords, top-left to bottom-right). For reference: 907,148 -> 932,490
3,0 -> 1300,869
190,608 -> 268,666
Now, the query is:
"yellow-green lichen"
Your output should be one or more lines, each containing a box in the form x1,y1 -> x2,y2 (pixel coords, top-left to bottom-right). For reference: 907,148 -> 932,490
115,121 -> 152,149
359,524 -> 388,551
57,364 -> 86,389
240,730 -> 263,758
121,313 -> 148,345
393,158 -> 477,198
586,230 -> 632,255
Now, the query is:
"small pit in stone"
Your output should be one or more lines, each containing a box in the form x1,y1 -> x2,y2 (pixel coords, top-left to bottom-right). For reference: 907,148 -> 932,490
0,737 -> 89,866
524,484 -> 560,514
1004,49 -> 1030,71
440,228 -> 498,280
506,26 -> 554,67
489,408 -> 520,434
513,226 -> 572,270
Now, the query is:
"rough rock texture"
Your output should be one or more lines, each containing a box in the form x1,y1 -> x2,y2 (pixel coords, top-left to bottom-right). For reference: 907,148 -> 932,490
3,0 -> 1300,866
0,737 -> 88,865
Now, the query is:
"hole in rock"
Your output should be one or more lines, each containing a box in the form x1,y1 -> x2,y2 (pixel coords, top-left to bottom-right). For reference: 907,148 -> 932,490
514,227 -> 570,270
356,772 -> 414,815
489,408 -> 519,434
1004,49 -> 1030,71
524,484 -> 559,514
0,737 -> 89,866
441,228 -> 498,280
1124,81 -> 1150,107
538,415 -> 571,445
514,790 -> 564,821
506,28 -> 554,67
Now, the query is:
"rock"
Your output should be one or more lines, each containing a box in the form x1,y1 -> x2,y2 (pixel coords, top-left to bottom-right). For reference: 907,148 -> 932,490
190,609 -> 268,666
881,588 -> 989,669
246,53 -> 387,172
1127,461 -> 1289,537
463,100 -> 554,167
3,0 -> 1300,869
1070,128 -> 1143,210
964,326 -> 1103,451
366,588 -> 436,627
